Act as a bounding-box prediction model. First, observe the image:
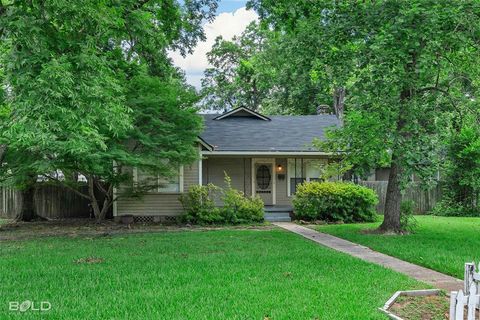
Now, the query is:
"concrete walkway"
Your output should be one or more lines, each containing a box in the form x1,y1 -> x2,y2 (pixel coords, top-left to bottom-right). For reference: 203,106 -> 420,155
274,222 -> 463,292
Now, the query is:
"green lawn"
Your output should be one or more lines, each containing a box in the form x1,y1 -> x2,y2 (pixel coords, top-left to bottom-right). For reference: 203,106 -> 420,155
314,216 -> 480,279
0,228 -> 423,319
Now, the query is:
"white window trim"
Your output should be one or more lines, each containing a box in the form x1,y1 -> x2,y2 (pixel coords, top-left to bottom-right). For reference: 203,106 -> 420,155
198,145 -> 203,186
179,166 -> 184,193
287,158 -> 297,197
133,166 -> 184,194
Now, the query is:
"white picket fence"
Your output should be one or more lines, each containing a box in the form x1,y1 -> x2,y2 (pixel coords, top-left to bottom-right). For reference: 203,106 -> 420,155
450,262 -> 480,319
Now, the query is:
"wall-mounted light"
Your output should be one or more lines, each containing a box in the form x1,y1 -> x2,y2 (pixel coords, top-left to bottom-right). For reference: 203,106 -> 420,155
277,164 -> 283,172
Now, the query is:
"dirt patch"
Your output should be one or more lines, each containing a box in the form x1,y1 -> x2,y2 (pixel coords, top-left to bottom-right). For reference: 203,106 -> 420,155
389,294 -> 449,320
74,257 -> 105,264
0,219 -> 274,241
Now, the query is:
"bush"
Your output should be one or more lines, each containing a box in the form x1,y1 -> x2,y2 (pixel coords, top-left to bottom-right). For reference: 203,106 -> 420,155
400,200 -> 417,232
179,184 -> 223,224
430,200 -> 480,217
293,181 -> 378,223
179,175 -> 264,224
222,175 -> 264,223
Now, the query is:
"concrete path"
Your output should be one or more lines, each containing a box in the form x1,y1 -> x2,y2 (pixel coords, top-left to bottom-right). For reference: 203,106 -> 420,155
274,222 -> 463,292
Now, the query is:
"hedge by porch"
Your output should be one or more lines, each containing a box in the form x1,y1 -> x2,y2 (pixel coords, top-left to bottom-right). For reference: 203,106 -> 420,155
293,182 -> 378,222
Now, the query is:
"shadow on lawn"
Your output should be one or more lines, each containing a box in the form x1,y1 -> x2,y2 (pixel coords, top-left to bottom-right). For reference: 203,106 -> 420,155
0,218 -> 273,241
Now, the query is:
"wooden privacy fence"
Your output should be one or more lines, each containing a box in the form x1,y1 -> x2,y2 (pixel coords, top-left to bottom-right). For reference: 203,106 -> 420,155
450,263 -> 480,320
0,184 -> 101,219
358,181 -> 442,214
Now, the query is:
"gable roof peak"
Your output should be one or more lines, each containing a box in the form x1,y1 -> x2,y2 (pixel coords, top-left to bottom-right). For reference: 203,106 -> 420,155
213,106 -> 271,121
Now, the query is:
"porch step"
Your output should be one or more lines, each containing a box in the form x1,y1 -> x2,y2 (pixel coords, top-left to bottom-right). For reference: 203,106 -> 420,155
264,211 -> 292,222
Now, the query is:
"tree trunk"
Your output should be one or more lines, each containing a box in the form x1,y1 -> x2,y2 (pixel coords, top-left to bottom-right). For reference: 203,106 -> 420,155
378,70 -> 413,232
87,175 -> 113,221
333,87 -> 346,121
87,176 -> 102,220
379,154 -> 403,232
98,196 -> 112,220
16,176 -> 37,222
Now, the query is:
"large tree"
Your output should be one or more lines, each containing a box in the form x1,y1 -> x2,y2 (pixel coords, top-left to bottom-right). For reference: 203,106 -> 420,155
0,0 -> 217,220
249,0 -> 480,232
201,22 -> 332,114
201,23 -> 269,111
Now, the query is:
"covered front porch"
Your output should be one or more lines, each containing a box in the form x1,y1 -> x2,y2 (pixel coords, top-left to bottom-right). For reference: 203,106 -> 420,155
201,155 -> 330,221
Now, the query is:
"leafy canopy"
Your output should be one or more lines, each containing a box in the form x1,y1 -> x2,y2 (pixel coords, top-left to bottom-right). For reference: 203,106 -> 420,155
0,0 -> 218,218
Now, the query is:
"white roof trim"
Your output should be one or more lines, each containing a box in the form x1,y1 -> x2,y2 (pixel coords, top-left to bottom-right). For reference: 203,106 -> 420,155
213,107 -> 271,121
197,137 -> 213,151
201,151 -> 333,156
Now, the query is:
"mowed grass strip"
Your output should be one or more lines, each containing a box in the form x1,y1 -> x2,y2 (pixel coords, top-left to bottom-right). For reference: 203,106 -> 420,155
0,229 -> 422,319
315,216 -> 480,279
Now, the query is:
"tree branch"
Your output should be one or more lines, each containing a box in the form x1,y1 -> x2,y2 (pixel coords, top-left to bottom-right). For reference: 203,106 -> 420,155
41,174 -> 91,200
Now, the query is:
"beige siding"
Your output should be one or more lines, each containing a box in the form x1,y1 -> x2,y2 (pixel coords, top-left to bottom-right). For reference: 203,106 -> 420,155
203,157 -> 251,195
116,162 -> 199,216
116,155 -> 335,216
183,163 -> 199,191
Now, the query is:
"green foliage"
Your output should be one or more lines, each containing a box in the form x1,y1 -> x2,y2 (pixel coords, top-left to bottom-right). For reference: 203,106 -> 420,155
248,0 -> 480,231
222,174 -> 264,224
433,122 -> 480,216
315,216 -> 480,279
0,0 -> 218,219
180,184 -> 223,224
179,175 -> 264,225
201,22 -> 331,114
400,200 -> 418,232
0,229 -> 423,319
315,159 -> 353,181
201,23 -> 269,111
431,201 -> 480,217
293,181 -> 378,223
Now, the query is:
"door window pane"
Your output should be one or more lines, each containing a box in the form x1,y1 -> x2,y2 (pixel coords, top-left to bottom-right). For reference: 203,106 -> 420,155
256,165 -> 271,190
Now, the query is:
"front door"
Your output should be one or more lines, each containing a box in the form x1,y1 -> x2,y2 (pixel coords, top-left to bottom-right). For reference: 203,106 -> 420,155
254,161 -> 274,205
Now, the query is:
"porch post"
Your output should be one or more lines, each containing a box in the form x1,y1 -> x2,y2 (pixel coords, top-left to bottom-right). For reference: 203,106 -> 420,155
273,158 -> 276,205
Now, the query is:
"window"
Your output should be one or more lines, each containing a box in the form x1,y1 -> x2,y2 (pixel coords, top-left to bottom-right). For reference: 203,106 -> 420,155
287,159 -> 327,196
288,158 -> 305,196
304,159 -> 326,182
256,165 -> 272,190
134,166 -> 183,193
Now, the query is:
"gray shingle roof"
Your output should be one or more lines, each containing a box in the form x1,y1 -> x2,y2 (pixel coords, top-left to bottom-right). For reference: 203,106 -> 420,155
200,114 -> 341,152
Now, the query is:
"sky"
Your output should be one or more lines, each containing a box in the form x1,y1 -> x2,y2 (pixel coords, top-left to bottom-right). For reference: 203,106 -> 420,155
170,0 -> 258,89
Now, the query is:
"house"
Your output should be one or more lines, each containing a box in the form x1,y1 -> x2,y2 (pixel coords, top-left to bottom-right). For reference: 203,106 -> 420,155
114,107 -> 341,222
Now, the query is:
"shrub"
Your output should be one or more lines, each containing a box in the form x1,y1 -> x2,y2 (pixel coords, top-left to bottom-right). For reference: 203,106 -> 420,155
400,200 -> 418,232
179,175 -> 264,224
222,174 -> 264,223
430,200 -> 480,217
293,181 -> 378,223
179,184 -> 223,224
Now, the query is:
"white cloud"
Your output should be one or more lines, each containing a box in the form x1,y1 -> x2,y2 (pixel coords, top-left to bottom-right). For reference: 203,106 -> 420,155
170,7 -> 258,88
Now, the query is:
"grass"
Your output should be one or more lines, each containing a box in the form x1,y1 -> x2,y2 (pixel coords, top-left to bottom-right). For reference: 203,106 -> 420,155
314,216 -> 480,279
0,228 -> 424,319
389,294 -> 449,320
